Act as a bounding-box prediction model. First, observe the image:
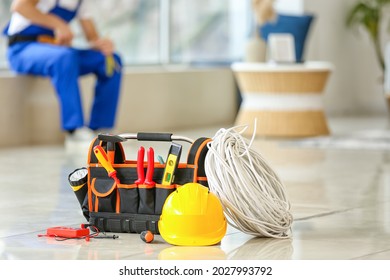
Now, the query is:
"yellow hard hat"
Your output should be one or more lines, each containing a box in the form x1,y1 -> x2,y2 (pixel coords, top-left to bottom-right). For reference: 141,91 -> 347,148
158,183 -> 227,246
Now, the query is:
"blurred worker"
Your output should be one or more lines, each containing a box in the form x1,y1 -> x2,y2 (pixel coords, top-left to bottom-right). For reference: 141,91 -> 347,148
3,0 -> 122,147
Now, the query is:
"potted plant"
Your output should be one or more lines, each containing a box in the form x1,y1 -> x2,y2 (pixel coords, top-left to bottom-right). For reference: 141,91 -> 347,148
346,0 -> 390,72
347,0 -> 390,110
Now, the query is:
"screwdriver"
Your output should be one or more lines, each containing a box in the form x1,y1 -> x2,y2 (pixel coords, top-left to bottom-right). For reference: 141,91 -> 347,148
93,145 -> 120,184
140,230 -> 154,243
105,55 -> 115,77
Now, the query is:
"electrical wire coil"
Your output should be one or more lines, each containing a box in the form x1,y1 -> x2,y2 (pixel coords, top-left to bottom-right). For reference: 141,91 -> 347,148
205,125 -> 293,238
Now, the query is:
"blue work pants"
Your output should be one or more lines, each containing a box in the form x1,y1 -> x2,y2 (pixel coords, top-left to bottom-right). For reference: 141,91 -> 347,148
7,42 -> 122,131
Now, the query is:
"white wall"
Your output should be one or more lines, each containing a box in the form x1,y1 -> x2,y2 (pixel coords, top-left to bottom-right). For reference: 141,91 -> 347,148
303,0 -> 387,115
274,0 -> 304,15
274,0 -> 387,115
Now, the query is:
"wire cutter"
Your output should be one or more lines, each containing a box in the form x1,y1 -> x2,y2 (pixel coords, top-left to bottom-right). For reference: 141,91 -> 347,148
135,146 -> 155,186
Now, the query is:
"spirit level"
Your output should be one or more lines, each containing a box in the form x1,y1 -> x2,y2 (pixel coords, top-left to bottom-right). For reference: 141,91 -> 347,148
161,142 -> 182,185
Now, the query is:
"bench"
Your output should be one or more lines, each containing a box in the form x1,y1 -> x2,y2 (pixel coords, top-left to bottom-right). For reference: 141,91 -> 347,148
0,67 -> 238,147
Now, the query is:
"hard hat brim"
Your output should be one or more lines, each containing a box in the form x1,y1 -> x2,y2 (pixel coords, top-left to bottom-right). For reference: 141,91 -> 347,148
159,220 -> 227,246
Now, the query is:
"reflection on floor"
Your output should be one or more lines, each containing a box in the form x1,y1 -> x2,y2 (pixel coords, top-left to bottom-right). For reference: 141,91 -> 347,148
0,116 -> 390,260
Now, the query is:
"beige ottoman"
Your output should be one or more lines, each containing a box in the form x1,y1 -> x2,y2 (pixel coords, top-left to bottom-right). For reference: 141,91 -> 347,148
232,62 -> 333,137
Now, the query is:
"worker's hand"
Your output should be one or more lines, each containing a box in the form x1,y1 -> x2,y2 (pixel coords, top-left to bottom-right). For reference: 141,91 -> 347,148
91,38 -> 114,56
54,23 -> 74,46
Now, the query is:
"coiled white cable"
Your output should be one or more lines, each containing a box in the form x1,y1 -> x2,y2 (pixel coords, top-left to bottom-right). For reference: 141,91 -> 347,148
205,125 -> 293,238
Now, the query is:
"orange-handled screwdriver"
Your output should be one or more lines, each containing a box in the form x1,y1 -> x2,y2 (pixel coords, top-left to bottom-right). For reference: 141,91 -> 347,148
93,145 -> 120,184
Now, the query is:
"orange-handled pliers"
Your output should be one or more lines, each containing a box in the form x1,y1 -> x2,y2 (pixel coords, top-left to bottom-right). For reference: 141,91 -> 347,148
135,146 -> 155,186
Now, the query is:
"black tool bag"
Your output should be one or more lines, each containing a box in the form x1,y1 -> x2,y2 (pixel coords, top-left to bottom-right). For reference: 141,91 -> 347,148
71,132 -> 211,234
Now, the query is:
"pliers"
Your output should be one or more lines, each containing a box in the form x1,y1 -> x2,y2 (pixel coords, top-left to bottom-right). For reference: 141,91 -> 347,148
135,146 -> 155,186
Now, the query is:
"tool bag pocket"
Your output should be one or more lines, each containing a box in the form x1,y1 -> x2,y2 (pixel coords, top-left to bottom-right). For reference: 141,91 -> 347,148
71,132 -> 211,234
90,178 -> 118,213
154,184 -> 176,215
138,185 -> 155,215
117,183 -> 139,214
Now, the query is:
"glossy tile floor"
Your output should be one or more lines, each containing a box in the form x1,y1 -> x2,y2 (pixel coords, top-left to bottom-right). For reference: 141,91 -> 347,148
1,115 -> 390,260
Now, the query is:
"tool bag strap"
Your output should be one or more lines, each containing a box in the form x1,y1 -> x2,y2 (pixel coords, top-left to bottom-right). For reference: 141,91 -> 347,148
186,137 -> 211,187
119,132 -> 193,144
89,212 -> 160,234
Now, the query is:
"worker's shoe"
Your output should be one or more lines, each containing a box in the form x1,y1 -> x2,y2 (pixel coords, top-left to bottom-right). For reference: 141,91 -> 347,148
65,127 -> 96,156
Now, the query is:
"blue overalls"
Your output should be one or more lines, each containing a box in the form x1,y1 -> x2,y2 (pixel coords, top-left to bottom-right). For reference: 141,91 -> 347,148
5,0 -> 122,131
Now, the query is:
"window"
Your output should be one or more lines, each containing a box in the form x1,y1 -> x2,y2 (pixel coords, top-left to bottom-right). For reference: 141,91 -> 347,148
0,0 -> 13,68
86,0 -> 161,65
170,0 -> 250,65
0,0 -> 251,68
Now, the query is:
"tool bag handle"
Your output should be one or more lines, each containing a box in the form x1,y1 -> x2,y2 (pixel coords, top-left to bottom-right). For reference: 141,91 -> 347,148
90,133 -> 195,164
118,132 -> 194,144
